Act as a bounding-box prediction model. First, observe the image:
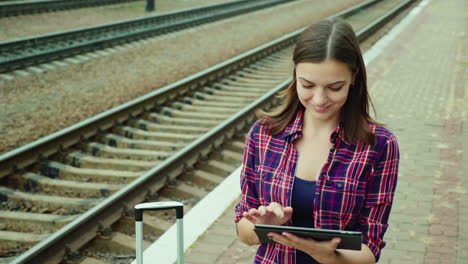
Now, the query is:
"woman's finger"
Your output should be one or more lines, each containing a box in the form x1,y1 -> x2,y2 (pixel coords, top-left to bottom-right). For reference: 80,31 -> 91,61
283,206 -> 293,217
243,212 -> 254,221
281,232 -> 301,243
248,208 -> 259,216
271,232 -> 319,254
243,211 -> 264,224
273,206 -> 285,218
266,202 -> 279,212
318,237 -> 341,249
266,203 -> 284,218
258,206 -> 267,216
332,238 -> 341,245
269,232 -> 295,248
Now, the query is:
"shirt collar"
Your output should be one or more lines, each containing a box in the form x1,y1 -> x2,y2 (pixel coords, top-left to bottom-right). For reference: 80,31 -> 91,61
281,108 -> 304,139
281,108 -> 348,144
330,123 -> 347,144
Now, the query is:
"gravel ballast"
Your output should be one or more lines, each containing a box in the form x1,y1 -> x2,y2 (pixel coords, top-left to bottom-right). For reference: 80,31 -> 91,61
0,0 -> 365,155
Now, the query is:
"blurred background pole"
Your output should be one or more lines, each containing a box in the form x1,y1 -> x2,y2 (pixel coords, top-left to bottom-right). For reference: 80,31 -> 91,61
146,0 -> 154,12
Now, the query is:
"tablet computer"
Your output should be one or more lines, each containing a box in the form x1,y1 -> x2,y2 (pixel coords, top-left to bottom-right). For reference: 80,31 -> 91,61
254,224 -> 362,250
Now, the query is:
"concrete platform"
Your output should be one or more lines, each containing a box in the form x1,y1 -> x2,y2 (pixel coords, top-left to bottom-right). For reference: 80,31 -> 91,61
139,0 -> 468,263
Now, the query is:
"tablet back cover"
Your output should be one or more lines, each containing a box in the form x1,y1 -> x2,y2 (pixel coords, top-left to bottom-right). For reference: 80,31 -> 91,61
254,225 -> 362,250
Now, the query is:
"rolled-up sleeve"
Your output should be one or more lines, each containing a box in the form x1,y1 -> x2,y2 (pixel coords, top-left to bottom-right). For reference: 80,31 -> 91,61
358,135 -> 399,262
234,123 -> 261,223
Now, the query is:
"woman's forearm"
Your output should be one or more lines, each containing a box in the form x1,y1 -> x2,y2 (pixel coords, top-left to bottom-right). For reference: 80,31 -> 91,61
237,218 -> 262,246
333,244 -> 375,264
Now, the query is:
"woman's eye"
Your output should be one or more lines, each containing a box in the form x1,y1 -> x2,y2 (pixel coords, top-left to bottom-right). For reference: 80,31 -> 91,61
302,85 -> 314,89
329,86 -> 343,91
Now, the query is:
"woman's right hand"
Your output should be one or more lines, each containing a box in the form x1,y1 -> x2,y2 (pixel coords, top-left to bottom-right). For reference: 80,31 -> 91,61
242,202 -> 293,226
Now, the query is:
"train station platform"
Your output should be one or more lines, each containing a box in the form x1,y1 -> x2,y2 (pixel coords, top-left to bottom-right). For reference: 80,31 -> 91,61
137,0 -> 467,263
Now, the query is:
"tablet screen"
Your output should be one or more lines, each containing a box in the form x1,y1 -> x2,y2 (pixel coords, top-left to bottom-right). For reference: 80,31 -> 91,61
254,224 -> 362,250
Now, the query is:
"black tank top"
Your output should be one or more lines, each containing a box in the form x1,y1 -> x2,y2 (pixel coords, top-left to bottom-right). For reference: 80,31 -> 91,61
291,176 -> 320,264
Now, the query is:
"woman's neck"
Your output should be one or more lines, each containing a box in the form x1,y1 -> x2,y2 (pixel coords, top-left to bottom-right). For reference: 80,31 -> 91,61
302,110 -> 340,138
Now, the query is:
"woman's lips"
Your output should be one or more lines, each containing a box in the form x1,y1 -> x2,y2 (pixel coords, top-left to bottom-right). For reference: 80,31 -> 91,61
312,105 -> 331,113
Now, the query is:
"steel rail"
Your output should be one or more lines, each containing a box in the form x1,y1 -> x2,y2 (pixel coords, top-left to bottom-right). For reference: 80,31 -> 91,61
0,0 -> 293,73
0,0 -> 140,17
357,0 -> 415,42
3,0 -> 416,262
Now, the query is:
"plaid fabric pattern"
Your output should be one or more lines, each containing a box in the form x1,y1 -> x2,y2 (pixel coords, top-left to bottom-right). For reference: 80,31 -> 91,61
235,108 -> 399,263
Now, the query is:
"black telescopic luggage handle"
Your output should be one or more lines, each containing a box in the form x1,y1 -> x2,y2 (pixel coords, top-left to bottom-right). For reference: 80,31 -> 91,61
134,201 -> 184,264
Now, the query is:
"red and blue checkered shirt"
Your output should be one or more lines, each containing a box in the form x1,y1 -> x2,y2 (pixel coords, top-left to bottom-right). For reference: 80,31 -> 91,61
235,108 -> 399,263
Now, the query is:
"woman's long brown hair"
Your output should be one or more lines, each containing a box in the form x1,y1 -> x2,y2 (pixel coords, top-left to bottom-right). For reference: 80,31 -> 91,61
258,18 -> 379,145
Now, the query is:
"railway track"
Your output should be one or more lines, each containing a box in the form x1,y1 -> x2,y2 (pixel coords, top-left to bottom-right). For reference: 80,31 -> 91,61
0,0 -> 140,18
0,0 -> 419,263
0,0 -> 294,75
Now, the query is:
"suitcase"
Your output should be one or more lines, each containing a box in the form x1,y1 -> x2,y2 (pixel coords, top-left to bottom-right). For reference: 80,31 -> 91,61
134,201 -> 184,264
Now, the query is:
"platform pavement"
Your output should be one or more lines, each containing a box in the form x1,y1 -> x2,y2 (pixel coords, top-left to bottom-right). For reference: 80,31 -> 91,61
182,0 -> 467,263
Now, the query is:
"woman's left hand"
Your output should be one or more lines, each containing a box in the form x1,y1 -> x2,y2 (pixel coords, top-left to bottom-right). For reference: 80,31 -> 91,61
268,232 -> 341,264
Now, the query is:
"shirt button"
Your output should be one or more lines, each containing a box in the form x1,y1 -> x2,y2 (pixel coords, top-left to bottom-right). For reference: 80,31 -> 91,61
337,183 -> 343,188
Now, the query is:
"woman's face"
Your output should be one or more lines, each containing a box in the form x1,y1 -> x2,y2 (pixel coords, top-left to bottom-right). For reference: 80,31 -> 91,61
296,60 -> 354,122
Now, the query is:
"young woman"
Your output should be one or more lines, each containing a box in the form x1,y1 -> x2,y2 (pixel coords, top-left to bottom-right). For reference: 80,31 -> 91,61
234,18 -> 399,264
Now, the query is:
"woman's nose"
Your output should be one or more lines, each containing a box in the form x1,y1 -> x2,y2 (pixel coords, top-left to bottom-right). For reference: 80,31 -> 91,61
312,89 -> 328,105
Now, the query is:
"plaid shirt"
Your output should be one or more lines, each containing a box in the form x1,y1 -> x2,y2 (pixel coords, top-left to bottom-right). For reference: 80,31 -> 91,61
235,108 -> 399,263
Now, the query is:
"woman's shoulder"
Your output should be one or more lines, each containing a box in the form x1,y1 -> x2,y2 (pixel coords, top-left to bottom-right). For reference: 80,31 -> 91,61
368,123 -> 400,167
247,118 -> 285,142
247,118 -> 270,138
250,118 -> 270,134
369,123 -> 398,146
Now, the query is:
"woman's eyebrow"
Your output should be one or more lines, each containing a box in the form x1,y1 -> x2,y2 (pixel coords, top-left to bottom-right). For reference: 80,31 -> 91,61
328,80 -> 346,85
298,77 -> 345,85
298,77 -> 315,84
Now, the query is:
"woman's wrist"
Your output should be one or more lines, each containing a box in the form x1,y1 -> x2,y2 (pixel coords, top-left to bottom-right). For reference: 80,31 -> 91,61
237,218 -> 261,246
307,249 -> 343,264
247,227 -> 261,245
332,249 -> 343,264
326,249 -> 343,264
